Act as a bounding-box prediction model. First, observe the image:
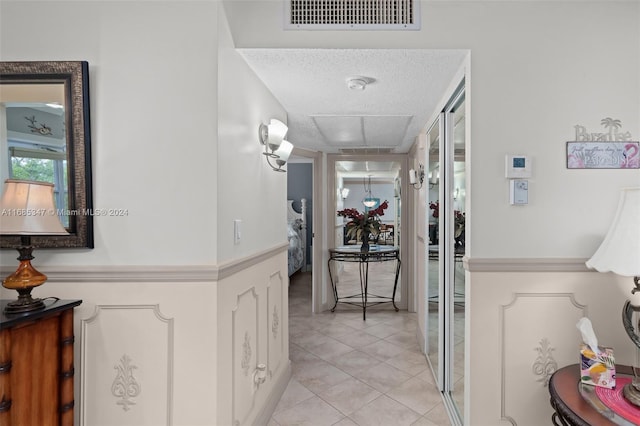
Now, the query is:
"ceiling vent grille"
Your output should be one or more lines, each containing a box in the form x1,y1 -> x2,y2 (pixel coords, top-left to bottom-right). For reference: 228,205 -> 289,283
285,0 -> 420,30
339,148 -> 395,155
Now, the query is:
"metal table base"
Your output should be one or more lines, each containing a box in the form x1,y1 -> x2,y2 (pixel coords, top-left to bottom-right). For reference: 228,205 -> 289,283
328,245 -> 401,320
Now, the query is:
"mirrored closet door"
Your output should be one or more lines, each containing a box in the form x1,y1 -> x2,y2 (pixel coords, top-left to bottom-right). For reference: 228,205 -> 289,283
425,81 -> 466,425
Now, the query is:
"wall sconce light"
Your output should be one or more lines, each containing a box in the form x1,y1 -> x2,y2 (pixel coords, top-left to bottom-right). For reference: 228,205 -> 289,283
0,179 -> 68,314
339,188 -> 350,200
258,119 -> 293,172
409,164 -> 425,189
267,140 -> 293,172
428,167 -> 440,189
258,118 -> 288,157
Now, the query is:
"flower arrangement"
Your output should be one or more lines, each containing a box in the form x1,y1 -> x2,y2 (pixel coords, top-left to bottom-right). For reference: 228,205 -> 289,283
337,200 -> 389,243
429,200 -> 465,245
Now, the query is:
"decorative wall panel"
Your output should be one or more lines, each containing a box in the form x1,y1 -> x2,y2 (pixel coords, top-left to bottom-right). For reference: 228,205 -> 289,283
81,305 -> 174,426
232,287 -> 259,426
267,272 -> 285,377
500,293 -> 586,425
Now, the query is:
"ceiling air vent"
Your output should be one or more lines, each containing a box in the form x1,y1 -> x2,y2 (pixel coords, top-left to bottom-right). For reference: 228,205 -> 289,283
339,148 -> 395,155
285,0 -> 420,30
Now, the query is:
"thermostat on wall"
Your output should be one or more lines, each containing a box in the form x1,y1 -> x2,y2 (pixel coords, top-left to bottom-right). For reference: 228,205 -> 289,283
505,154 -> 532,178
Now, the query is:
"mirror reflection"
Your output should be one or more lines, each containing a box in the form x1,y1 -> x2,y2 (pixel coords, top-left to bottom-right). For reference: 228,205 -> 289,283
0,61 -> 93,248
2,84 -> 69,225
333,160 -> 403,306
425,89 -> 466,423
335,160 -> 401,248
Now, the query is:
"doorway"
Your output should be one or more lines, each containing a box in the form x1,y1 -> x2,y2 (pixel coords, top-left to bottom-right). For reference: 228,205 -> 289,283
289,148 -> 323,313
327,154 -> 410,312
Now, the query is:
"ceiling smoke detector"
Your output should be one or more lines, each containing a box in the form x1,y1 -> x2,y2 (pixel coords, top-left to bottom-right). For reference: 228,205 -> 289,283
347,76 -> 375,91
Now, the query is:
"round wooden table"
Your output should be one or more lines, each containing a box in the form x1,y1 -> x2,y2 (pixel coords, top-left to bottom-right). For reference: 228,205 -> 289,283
549,364 -> 637,425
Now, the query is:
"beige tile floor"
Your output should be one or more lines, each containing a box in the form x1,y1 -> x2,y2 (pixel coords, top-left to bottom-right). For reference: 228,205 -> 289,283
269,264 -> 452,426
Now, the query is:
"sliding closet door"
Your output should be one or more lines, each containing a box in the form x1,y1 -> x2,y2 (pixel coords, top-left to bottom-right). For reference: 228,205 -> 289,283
425,116 -> 443,387
444,91 -> 465,422
424,80 -> 465,425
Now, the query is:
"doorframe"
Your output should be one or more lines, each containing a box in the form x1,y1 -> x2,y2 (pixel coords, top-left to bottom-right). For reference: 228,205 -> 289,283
327,153 -> 410,311
291,146 -> 324,313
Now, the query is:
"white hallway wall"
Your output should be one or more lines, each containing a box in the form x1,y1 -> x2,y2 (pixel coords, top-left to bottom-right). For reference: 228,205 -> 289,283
225,1 -> 640,424
1,1 -> 290,425
225,1 -> 640,257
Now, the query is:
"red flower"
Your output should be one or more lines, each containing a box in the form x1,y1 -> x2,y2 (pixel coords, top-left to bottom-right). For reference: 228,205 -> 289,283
337,200 -> 389,241
429,201 -> 439,218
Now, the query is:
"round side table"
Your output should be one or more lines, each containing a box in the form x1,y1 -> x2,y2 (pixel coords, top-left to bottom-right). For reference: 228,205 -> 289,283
549,364 -> 637,426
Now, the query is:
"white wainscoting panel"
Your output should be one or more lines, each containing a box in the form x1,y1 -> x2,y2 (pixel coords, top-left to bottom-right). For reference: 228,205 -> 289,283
468,271 -> 635,426
81,304 -> 173,426
217,250 -> 290,425
267,271 -> 285,378
232,287 -> 260,426
500,293 -> 586,425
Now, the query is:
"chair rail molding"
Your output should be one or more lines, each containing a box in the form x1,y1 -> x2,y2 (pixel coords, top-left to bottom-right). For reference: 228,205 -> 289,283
466,257 -> 592,273
0,243 -> 288,282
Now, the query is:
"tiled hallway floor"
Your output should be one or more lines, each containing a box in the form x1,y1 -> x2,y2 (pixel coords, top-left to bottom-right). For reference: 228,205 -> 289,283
269,269 -> 452,426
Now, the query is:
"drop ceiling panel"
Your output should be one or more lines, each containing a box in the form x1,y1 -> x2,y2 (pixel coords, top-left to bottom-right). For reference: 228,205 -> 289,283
363,115 -> 412,147
312,115 -> 364,145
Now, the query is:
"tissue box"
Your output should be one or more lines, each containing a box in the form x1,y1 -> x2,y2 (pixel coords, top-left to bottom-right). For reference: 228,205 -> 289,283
580,344 -> 616,389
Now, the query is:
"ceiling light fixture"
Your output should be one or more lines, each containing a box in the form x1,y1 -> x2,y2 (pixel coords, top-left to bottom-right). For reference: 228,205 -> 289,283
347,76 -> 375,91
362,175 -> 377,208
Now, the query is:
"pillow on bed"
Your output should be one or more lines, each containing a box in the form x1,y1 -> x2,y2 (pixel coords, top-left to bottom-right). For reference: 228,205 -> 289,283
287,219 -> 302,238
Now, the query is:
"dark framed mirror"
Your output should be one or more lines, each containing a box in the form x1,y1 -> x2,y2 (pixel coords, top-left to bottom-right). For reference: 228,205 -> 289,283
1,61 -> 93,248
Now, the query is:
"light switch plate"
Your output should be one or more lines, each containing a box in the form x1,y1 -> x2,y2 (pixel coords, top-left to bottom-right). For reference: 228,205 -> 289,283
234,219 -> 242,244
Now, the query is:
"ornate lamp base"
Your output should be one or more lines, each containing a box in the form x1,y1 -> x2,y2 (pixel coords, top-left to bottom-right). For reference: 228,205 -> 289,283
2,241 -> 48,315
4,289 -> 46,314
622,278 -> 640,407
623,382 -> 640,407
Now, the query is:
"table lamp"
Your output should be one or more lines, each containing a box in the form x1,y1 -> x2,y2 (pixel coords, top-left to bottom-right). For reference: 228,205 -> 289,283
0,179 -> 68,314
585,187 -> 640,406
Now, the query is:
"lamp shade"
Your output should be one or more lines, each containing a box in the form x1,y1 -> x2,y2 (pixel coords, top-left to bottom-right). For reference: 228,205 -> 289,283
274,140 -> 293,163
266,119 -> 288,151
586,187 -> 640,277
0,179 -> 68,235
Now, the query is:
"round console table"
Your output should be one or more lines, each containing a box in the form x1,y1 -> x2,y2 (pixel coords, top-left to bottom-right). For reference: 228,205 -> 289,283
549,364 -> 639,426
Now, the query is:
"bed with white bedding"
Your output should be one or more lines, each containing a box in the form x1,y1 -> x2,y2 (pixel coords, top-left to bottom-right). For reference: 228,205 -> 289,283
287,199 -> 307,276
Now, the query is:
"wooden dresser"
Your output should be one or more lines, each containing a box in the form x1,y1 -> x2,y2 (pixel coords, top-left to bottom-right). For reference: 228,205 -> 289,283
0,299 -> 82,426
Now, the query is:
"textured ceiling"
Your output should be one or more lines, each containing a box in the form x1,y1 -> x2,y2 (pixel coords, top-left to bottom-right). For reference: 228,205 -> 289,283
238,48 -> 468,154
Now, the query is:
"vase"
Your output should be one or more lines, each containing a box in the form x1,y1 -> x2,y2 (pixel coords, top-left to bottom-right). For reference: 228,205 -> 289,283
360,231 -> 370,252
